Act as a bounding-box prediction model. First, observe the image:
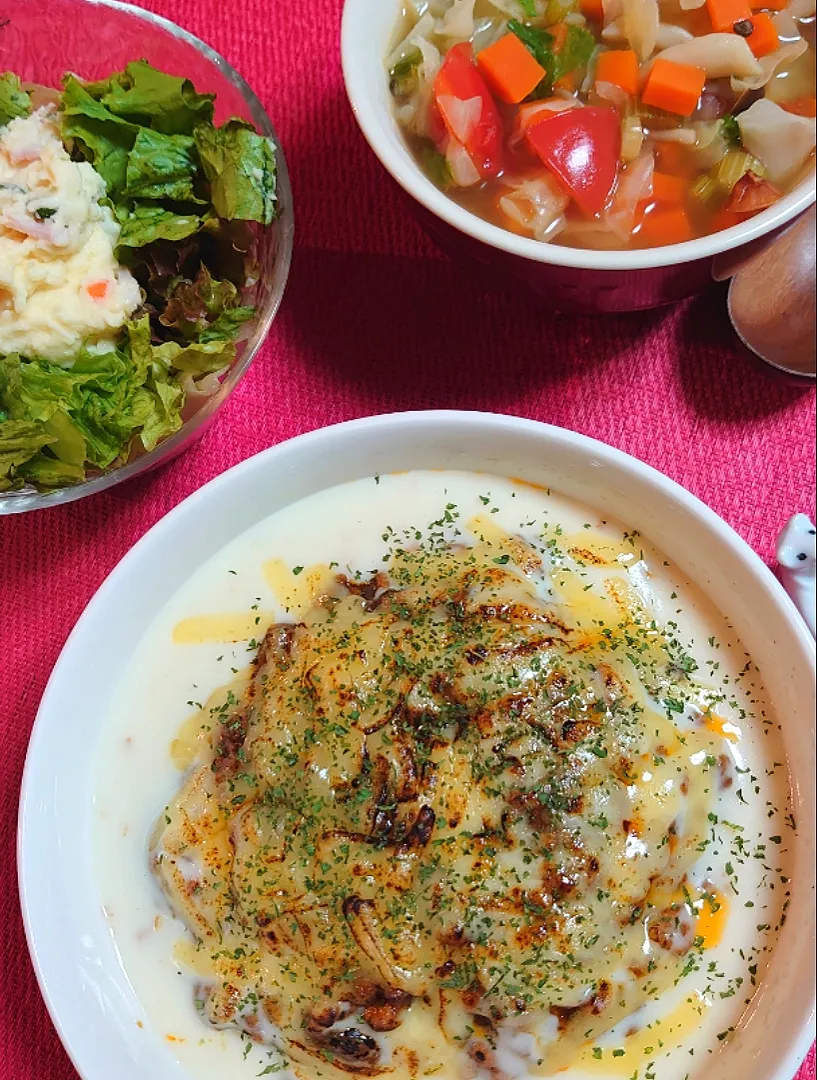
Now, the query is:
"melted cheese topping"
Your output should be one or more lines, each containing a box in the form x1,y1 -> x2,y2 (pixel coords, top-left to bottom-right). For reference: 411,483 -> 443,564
153,521 -> 743,1079
0,108 -> 141,360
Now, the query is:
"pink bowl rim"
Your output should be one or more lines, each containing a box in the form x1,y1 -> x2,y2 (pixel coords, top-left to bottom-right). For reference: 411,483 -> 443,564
340,0 -> 817,272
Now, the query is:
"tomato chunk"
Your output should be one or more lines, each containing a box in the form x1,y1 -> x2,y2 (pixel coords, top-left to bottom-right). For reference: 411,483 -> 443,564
433,43 -> 504,178
526,107 -> 621,216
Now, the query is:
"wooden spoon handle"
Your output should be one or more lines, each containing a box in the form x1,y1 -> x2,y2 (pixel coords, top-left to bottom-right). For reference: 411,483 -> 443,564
712,209 -> 809,283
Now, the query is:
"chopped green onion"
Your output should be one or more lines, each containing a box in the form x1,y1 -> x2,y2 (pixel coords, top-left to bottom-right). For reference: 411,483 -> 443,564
389,47 -> 422,99
714,149 -> 767,193
690,173 -> 719,204
519,0 -> 539,15
419,143 -> 453,191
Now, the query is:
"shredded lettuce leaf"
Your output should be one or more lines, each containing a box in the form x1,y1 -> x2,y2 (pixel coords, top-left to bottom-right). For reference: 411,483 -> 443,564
115,204 -> 204,249
81,60 -> 215,136
0,315 -> 240,488
0,71 -> 32,126
194,120 -> 278,225
62,63 -> 277,230
124,128 -> 204,203
159,265 -> 254,341
0,420 -> 55,490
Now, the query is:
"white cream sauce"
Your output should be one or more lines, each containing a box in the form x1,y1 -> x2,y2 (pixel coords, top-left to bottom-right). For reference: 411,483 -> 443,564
93,471 -> 793,1080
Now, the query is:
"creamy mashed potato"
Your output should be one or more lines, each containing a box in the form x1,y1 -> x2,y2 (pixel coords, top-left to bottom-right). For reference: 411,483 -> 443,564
0,107 -> 141,361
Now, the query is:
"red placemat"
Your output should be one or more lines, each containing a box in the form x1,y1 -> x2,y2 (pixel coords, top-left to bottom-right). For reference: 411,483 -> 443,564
0,1 -> 814,1077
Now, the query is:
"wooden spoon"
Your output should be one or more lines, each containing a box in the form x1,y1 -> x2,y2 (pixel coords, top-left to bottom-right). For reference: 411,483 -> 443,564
726,206 -> 816,379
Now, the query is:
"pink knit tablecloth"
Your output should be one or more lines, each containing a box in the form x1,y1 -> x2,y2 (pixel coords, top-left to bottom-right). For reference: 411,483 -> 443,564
0,1 -> 814,1076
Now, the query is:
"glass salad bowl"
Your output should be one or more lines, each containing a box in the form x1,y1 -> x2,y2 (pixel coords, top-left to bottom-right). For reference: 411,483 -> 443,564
0,0 -> 294,514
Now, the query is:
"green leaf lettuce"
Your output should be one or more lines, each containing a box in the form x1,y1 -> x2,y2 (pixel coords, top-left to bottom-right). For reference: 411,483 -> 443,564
194,119 -> 277,225
0,71 -> 32,126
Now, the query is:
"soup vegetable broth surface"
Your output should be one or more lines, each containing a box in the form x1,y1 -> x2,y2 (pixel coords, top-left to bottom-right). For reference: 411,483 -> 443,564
94,472 -> 794,1080
387,0 -> 816,250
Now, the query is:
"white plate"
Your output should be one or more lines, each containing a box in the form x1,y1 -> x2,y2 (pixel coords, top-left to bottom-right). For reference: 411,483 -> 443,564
18,411 -> 816,1080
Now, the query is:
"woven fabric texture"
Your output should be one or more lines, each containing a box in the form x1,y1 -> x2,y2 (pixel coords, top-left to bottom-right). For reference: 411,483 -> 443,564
0,1 -> 814,1077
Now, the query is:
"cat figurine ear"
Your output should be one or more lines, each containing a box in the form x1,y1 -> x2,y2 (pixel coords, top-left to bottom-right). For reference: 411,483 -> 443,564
777,514 -> 816,638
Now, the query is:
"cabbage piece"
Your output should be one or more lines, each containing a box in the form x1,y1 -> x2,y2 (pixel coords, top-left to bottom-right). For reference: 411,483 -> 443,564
444,137 -> 481,185
436,0 -> 477,39
605,150 -> 654,240
437,94 -> 482,144
655,34 -> 761,79
737,99 -> 817,186
387,13 -> 439,76
691,120 -> 730,169
498,173 -> 569,242
387,13 -> 441,139
472,15 -> 509,52
486,0 -> 537,16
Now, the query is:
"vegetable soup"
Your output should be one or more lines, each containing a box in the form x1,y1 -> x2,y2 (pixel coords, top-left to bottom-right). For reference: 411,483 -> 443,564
387,0 -> 816,250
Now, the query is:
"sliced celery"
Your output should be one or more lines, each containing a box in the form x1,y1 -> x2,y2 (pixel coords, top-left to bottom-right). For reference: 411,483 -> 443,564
690,173 -> 719,204
620,114 -> 644,163
713,149 -> 767,193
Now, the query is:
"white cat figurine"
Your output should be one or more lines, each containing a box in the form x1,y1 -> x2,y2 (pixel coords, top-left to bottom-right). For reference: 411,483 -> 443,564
777,514 -> 817,638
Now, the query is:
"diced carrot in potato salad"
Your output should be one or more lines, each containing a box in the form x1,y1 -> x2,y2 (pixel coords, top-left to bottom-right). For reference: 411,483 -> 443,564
387,0 -> 816,250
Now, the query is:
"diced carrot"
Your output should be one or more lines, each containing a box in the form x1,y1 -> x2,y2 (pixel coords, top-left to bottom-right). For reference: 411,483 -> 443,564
706,0 -> 752,31
780,96 -> 817,117
652,172 -> 688,203
581,0 -> 605,19
594,49 -> 639,96
740,12 -> 779,56
750,0 -> 786,10
86,280 -> 109,299
637,205 -> 695,246
642,58 -> 707,117
477,33 -> 547,104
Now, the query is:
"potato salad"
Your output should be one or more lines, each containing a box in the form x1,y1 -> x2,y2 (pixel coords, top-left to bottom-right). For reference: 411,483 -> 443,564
0,108 -> 142,360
